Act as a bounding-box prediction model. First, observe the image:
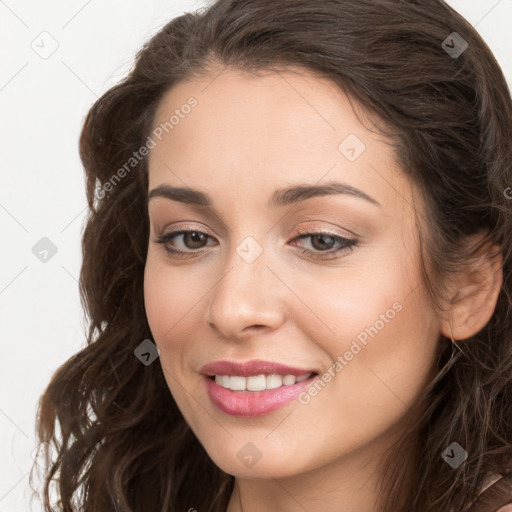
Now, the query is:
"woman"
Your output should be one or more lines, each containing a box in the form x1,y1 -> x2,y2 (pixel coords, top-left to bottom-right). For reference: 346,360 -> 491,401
32,0 -> 512,511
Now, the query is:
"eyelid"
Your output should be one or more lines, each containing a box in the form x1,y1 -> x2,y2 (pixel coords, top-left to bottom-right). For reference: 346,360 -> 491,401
159,222 -> 217,238
158,221 -> 356,240
293,222 -> 357,240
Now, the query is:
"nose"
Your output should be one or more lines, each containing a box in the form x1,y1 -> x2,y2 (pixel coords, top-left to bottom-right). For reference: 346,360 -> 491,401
205,236 -> 286,341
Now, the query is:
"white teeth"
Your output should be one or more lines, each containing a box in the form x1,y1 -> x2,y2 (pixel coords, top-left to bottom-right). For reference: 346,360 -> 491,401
282,374 -> 296,386
247,375 -> 267,391
229,376 -> 246,391
213,373 -> 311,391
266,374 -> 283,389
215,375 -> 230,387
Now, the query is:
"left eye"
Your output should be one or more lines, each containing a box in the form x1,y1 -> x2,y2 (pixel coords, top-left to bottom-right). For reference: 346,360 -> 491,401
154,229 -> 357,260
291,232 -> 356,255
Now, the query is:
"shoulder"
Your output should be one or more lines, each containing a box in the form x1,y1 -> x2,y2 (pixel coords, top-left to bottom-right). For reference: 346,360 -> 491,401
466,472 -> 512,512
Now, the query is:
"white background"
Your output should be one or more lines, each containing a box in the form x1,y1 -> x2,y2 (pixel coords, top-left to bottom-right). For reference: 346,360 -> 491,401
1,1 -> 511,510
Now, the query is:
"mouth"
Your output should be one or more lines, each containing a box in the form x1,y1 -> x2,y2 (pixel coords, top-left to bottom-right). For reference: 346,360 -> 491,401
208,372 -> 315,391
200,360 -> 319,417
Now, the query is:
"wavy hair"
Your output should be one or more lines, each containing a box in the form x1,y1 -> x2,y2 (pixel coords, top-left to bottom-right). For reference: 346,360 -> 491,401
32,0 -> 512,510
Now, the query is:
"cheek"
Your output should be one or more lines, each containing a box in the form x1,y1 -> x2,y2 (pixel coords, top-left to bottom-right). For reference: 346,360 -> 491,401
289,240 -> 438,419
281,280 -> 438,474
144,264 -> 172,341
143,259 -> 205,427
142,260 -> 198,381
143,255 -> 221,394
321,276 -> 436,409
143,257 -> 199,341
288,239 -> 424,362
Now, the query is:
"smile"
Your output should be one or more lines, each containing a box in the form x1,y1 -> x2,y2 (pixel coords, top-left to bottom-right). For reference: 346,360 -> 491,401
200,360 -> 319,417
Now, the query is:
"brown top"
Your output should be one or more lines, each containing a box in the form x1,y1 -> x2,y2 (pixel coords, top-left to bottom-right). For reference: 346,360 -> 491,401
466,473 -> 512,512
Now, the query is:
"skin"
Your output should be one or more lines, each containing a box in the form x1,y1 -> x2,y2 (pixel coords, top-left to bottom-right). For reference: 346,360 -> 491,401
143,66 -> 502,511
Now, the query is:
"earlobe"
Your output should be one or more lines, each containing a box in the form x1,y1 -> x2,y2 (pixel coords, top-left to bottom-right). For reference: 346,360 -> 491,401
439,239 -> 503,341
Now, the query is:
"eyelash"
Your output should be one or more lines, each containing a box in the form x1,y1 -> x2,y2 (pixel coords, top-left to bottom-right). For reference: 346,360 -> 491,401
153,226 -> 357,261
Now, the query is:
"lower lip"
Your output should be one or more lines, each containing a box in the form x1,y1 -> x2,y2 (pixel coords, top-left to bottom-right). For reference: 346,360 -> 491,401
204,375 -> 318,417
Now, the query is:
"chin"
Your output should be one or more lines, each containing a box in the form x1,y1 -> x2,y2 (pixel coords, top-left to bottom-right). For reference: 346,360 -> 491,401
198,435 -> 314,480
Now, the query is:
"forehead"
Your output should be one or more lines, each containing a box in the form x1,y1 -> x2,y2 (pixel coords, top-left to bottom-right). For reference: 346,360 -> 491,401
147,67 -> 408,212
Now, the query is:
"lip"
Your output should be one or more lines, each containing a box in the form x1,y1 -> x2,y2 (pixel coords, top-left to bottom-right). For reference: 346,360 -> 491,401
200,359 -> 319,417
200,359 -> 317,378
204,374 -> 318,417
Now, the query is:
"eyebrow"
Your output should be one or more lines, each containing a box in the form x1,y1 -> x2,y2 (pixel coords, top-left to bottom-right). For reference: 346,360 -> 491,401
147,181 -> 380,209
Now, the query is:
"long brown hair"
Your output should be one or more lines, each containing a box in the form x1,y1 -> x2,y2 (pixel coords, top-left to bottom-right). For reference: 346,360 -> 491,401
31,0 -> 512,510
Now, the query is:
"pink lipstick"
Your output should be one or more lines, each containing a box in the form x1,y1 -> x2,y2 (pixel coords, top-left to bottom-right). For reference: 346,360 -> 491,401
200,360 -> 318,417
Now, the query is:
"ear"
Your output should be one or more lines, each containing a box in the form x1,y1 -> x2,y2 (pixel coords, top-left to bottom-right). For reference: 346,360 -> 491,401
439,235 -> 503,341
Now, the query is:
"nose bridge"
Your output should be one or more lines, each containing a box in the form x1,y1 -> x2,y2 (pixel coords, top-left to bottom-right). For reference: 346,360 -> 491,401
205,232 -> 285,337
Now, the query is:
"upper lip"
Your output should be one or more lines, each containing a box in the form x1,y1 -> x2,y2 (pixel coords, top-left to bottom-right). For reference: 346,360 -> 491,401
200,359 -> 318,377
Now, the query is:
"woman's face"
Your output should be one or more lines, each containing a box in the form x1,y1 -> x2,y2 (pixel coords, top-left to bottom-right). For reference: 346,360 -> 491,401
144,67 -> 441,480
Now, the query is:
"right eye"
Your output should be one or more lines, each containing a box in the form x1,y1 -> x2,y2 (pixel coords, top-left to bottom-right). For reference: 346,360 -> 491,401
154,229 -> 217,257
